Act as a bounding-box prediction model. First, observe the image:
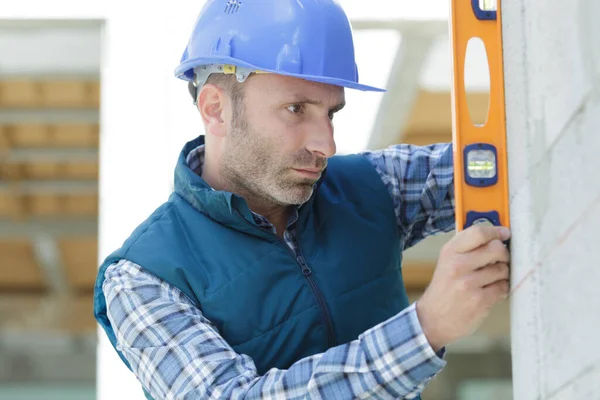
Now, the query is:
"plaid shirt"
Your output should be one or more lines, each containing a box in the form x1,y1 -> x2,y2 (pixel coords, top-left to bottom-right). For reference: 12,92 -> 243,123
103,143 -> 455,399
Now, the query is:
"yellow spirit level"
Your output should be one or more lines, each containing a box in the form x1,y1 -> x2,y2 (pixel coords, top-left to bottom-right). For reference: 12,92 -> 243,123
449,0 -> 510,231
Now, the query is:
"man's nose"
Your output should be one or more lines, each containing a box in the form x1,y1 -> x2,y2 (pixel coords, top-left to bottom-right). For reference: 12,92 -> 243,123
306,119 -> 336,159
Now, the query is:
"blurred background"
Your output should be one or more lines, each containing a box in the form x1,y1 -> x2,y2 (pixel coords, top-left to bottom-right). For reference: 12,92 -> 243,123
1,1 -> 510,399
0,19 -> 100,400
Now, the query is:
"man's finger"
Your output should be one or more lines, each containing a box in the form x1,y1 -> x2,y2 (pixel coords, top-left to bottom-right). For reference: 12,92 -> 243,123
465,239 -> 511,269
450,225 -> 511,254
470,262 -> 510,287
482,279 -> 510,305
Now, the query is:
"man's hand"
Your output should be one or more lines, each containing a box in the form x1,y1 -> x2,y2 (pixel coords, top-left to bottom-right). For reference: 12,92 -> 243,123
416,224 -> 511,352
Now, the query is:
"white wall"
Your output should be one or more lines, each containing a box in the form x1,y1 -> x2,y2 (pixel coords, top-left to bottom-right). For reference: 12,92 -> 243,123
0,23 -> 101,77
504,0 -> 600,399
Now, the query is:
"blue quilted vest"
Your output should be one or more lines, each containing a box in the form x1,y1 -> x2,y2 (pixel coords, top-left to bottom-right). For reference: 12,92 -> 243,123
94,136 -> 415,396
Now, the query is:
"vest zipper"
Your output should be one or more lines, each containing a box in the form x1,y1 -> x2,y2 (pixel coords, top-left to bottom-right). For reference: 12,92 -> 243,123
278,239 -> 336,349
235,211 -> 336,348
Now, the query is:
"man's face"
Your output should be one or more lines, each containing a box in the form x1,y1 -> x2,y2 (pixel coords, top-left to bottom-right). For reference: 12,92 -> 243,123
221,74 -> 345,206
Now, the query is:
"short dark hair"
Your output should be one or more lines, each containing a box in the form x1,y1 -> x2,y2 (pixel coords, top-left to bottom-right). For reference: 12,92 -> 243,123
190,73 -> 245,120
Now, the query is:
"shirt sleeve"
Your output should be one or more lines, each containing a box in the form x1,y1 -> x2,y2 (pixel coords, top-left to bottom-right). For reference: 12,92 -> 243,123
361,143 -> 456,249
103,259 -> 446,399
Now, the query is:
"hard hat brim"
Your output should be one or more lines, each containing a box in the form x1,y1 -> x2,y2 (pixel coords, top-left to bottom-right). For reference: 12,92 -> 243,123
175,56 -> 386,93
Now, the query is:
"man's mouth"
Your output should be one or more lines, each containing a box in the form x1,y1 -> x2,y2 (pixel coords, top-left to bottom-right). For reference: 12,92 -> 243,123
291,168 -> 322,179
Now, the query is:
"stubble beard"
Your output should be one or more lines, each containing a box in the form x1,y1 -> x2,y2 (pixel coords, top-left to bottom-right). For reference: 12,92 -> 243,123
220,119 -> 324,207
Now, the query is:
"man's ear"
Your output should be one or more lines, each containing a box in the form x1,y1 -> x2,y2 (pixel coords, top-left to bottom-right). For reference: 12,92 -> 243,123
198,84 -> 227,138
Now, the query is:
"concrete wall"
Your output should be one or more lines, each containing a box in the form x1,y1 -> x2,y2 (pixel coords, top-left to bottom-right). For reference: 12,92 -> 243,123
503,0 -> 600,399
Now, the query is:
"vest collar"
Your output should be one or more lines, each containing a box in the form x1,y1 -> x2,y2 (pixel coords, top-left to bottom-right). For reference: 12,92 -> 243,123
173,135 -> 325,235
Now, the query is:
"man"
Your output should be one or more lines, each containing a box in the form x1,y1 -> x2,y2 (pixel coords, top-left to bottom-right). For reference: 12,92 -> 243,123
94,0 -> 511,399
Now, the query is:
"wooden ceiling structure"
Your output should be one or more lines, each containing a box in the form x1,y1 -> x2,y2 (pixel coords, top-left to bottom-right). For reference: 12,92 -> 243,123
0,78 -> 100,337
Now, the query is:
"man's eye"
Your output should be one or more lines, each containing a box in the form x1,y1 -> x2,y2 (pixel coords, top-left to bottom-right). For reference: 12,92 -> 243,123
287,104 -> 304,114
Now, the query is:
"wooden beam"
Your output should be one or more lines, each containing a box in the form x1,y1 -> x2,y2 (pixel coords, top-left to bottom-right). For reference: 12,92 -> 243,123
40,80 -> 99,108
403,132 -> 453,146
0,80 -> 100,109
0,240 -> 47,290
0,125 -> 11,153
402,262 -> 435,291
0,79 -> 38,108
5,160 -> 99,180
0,293 -> 96,333
7,123 -> 99,148
401,90 -> 490,140
59,236 -> 98,292
8,182 -> 28,221
50,123 -> 99,147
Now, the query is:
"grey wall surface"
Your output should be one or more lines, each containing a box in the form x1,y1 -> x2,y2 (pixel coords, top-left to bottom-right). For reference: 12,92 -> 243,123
503,0 -> 600,399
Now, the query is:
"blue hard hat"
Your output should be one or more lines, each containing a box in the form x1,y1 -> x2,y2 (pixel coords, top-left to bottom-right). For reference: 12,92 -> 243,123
175,0 -> 385,92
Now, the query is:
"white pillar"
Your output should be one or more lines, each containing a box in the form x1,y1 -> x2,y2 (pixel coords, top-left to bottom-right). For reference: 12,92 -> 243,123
97,8 -> 166,400
504,0 -> 600,399
97,2 -> 204,398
